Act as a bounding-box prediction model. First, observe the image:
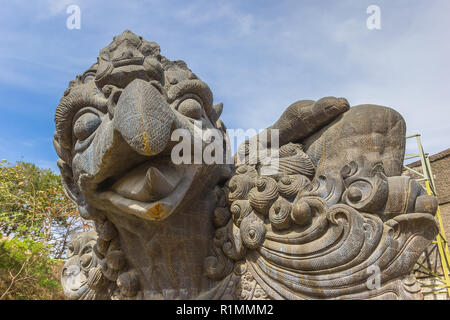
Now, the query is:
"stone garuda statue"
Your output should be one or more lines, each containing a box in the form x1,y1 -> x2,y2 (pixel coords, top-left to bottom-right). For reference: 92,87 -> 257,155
54,30 -> 439,300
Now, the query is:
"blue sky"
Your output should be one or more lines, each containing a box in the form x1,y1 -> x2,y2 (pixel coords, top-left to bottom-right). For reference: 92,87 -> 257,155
0,0 -> 449,172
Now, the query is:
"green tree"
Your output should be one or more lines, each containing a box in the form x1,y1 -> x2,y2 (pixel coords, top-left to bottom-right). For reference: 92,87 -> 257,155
0,159 -> 90,257
0,236 -> 64,299
0,159 -> 90,299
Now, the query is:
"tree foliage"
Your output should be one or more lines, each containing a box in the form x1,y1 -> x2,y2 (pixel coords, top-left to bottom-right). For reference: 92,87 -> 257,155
0,236 -> 64,300
0,159 -> 90,299
0,159 -> 90,258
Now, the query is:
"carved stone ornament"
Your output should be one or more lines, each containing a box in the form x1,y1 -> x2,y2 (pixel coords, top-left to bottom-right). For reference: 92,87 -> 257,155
54,30 -> 439,300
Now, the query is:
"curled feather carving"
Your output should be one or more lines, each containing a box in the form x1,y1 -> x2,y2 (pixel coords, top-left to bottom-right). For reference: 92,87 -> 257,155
222,221 -> 247,260
240,213 -> 266,249
204,226 -> 234,280
277,143 -> 315,178
269,197 -> 293,230
248,177 -> 279,216
230,200 -> 252,227
87,267 -> 107,290
226,174 -> 255,204
236,165 -> 258,178
278,175 -> 310,200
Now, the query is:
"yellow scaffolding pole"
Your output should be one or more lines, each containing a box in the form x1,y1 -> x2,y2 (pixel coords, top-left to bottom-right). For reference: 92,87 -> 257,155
404,134 -> 450,298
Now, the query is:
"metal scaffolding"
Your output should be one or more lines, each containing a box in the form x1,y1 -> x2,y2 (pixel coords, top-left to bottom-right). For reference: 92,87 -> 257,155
403,134 -> 450,298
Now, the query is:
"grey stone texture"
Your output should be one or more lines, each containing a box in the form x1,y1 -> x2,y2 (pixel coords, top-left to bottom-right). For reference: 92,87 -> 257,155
55,30 -> 439,300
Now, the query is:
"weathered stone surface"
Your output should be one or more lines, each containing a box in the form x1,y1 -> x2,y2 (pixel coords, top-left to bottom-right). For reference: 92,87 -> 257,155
55,30 -> 438,300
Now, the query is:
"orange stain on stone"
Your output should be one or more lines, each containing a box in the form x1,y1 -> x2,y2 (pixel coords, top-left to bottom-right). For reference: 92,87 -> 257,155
148,202 -> 166,219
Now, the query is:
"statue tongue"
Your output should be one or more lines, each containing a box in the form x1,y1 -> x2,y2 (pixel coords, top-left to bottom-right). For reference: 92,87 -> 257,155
111,161 -> 183,202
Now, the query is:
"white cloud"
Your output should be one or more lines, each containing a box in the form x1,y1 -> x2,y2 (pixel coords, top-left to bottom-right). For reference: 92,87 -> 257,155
174,1 -> 254,36
202,1 -> 450,155
0,0 -> 448,169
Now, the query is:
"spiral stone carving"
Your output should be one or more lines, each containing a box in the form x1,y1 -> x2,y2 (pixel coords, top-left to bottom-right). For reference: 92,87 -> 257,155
240,213 -> 266,249
291,199 -> 313,226
269,197 -> 293,230
222,222 -> 247,260
230,200 -> 252,227
248,177 -> 279,216
342,176 -> 389,213
277,143 -> 315,178
278,174 -> 309,200
226,174 -> 255,204
204,245 -> 234,281
236,165 -> 258,178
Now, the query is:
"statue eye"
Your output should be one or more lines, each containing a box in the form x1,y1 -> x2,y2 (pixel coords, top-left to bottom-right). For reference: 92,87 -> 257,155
82,71 -> 96,83
79,243 -> 95,270
73,112 -> 101,141
177,98 -> 202,120
67,241 -> 80,257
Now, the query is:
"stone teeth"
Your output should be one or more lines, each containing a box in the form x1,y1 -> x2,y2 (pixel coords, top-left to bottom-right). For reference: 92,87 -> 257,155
146,167 -> 177,199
